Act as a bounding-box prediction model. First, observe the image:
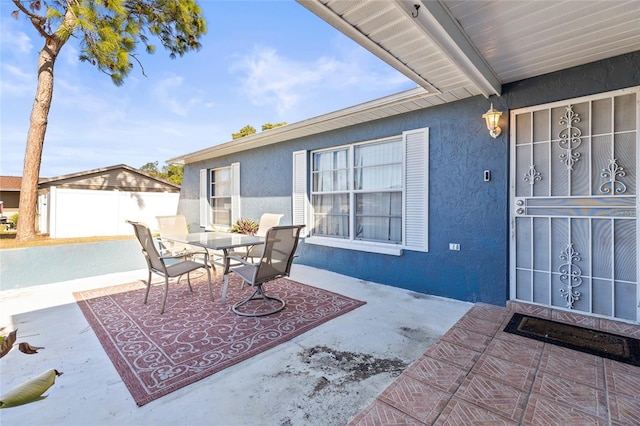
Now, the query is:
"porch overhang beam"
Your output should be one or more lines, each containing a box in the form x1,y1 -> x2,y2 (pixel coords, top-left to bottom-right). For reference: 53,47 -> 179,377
395,0 -> 502,97
296,0 -> 441,95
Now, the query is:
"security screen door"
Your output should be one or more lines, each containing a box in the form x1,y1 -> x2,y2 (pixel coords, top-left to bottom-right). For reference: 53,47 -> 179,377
510,87 -> 639,323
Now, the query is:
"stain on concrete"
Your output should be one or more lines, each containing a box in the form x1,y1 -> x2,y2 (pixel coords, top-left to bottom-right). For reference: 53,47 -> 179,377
274,345 -> 409,425
301,345 -> 407,388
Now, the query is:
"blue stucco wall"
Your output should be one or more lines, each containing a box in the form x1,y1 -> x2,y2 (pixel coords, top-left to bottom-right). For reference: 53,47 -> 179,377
179,51 -> 640,306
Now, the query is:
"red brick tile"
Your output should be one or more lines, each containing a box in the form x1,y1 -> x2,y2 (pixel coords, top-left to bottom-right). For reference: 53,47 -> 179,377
440,326 -> 492,352
600,320 -> 640,339
551,310 -> 599,329
539,349 -> 605,388
604,358 -> 640,399
455,373 -> 528,421
494,328 -> 545,348
471,354 -> 536,391
466,303 -> 510,324
403,355 -> 468,393
609,392 -> 640,425
433,397 -> 517,426
522,394 -> 607,425
484,337 -> 543,368
348,399 -> 425,425
454,314 -> 502,337
507,302 -> 551,319
544,343 -> 601,366
531,372 -> 608,419
379,374 -> 451,424
424,340 -> 481,370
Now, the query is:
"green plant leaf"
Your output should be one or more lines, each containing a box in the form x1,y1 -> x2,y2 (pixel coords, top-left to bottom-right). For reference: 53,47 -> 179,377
0,369 -> 63,409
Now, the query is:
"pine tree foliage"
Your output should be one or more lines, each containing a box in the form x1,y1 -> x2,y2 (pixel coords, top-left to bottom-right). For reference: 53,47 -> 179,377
262,122 -> 287,131
140,161 -> 183,185
11,0 -> 206,241
231,125 -> 256,140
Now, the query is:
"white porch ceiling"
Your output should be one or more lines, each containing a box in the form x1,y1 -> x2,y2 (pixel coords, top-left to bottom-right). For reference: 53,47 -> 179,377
298,0 -> 640,98
171,0 -> 639,165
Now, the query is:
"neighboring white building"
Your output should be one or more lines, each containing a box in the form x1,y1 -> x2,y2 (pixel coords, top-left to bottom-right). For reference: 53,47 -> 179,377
37,164 -> 181,238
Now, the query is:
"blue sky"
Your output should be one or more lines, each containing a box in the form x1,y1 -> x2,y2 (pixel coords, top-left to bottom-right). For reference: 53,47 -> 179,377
0,0 -> 415,178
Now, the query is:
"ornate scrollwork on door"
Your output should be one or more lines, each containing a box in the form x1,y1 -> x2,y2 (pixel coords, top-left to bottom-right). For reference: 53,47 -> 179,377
523,165 -> 542,185
599,158 -> 627,194
558,105 -> 582,171
558,243 -> 582,309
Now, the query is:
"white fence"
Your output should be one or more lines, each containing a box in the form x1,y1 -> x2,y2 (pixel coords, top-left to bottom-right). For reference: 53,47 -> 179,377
38,187 -> 179,238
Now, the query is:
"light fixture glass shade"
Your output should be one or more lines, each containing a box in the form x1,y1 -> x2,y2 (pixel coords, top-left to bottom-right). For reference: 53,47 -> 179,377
482,103 -> 502,138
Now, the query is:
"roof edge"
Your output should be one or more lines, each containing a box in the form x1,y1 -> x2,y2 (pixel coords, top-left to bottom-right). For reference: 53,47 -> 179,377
169,86 -> 433,165
38,164 -> 180,189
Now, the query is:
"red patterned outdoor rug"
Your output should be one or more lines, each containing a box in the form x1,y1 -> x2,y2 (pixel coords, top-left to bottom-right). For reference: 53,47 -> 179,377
74,275 -> 365,406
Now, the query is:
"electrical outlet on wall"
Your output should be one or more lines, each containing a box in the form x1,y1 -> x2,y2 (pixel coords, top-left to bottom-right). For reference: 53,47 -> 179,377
449,243 -> 460,251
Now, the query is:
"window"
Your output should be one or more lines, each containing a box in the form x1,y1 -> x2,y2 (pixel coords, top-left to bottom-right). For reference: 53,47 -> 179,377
210,167 -> 232,226
293,128 -> 428,255
200,162 -> 240,229
312,138 -> 403,243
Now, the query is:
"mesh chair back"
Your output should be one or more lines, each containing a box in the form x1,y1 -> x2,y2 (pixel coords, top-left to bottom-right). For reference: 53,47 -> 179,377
128,221 -> 165,272
156,215 -> 192,253
255,213 -> 284,237
254,225 -> 303,283
156,215 -> 188,235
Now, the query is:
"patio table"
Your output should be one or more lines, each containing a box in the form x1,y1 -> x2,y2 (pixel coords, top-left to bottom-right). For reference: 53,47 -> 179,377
163,232 -> 264,304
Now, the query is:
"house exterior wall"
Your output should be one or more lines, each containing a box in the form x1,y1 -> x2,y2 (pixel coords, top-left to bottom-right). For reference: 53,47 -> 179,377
179,52 -> 640,306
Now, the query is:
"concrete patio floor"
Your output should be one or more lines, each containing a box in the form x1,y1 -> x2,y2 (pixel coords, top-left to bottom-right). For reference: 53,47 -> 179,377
0,265 -> 472,425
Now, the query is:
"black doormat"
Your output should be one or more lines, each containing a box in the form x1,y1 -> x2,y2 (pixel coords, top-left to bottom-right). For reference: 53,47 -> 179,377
504,313 -> 640,367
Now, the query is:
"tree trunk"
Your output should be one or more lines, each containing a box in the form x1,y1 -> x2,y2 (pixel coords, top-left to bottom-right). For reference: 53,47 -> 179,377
15,39 -> 62,242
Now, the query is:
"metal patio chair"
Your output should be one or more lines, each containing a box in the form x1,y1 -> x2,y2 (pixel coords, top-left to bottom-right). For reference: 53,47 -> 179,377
229,213 -> 283,262
156,214 -> 222,269
228,225 -> 304,317
127,220 -> 213,314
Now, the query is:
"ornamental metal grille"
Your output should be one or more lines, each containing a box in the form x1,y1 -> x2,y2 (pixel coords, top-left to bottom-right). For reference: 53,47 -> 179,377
511,88 -> 638,323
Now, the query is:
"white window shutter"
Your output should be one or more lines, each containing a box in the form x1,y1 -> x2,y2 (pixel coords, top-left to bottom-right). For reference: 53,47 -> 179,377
199,169 -> 209,228
404,128 -> 429,252
231,162 -> 241,223
292,150 -> 309,237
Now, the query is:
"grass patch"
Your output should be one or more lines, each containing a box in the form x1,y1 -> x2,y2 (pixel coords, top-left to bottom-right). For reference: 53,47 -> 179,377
0,234 -> 135,249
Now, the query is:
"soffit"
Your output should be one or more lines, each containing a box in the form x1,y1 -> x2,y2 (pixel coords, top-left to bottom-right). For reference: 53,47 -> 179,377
172,0 -> 639,165
300,0 -> 640,94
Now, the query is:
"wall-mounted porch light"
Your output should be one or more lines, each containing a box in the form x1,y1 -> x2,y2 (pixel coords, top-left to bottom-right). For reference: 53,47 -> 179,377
482,103 -> 502,138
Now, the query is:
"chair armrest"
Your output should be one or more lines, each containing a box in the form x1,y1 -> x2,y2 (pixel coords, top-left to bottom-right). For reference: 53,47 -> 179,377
227,255 -> 253,267
160,248 -> 208,259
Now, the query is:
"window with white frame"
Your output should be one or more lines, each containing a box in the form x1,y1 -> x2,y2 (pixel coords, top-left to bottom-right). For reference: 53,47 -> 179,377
293,128 -> 428,255
210,167 -> 232,226
199,162 -> 240,229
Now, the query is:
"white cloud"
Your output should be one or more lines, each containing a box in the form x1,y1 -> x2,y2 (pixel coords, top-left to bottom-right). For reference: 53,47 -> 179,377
152,75 -> 204,117
231,47 -> 335,114
0,18 -> 33,55
0,63 -> 35,97
60,44 -> 80,67
230,44 -> 411,116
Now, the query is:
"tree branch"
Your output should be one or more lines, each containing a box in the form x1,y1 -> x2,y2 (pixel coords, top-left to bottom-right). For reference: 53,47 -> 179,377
12,0 -> 50,39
